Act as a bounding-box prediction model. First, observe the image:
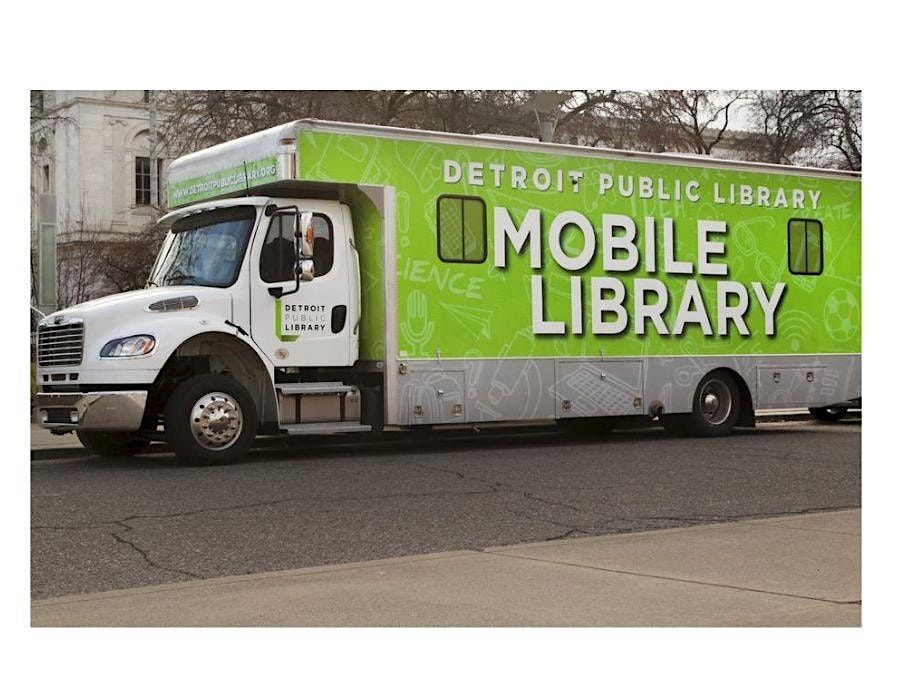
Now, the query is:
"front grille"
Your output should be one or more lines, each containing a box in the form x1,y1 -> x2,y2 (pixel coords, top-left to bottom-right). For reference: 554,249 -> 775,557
37,321 -> 84,367
42,407 -> 75,424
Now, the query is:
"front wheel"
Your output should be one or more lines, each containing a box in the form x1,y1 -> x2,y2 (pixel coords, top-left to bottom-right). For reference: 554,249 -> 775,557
661,370 -> 741,438
77,431 -> 150,457
164,373 -> 258,466
809,406 -> 848,422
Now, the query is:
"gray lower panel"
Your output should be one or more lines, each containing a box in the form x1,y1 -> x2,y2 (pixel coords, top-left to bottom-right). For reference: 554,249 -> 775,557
390,354 -> 861,426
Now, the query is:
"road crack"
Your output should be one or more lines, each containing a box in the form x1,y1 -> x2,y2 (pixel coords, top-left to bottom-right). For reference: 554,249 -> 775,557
109,520 -> 201,580
31,488 -> 500,533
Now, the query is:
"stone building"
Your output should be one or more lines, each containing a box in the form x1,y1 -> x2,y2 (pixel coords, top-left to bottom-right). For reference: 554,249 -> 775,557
30,90 -> 169,314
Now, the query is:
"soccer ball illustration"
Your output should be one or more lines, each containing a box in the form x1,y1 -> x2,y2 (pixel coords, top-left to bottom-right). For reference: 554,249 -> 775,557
823,289 -> 860,342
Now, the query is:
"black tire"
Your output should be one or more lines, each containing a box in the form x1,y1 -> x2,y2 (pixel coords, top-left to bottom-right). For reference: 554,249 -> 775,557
809,406 -> 848,422
164,373 -> 258,466
77,431 -> 150,457
665,370 -> 741,438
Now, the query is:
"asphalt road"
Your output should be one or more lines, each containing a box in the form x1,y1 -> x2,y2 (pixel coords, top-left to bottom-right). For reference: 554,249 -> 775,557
31,418 -> 861,599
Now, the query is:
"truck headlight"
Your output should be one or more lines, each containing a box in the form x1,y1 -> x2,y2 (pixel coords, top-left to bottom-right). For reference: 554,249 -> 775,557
100,335 -> 156,357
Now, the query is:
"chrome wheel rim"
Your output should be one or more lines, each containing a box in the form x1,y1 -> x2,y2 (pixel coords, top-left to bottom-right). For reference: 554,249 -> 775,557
699,379 -> 732,426
189,392 -> 243,450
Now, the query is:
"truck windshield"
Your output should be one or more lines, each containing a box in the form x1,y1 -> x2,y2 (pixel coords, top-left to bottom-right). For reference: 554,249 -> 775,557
150,206 -> 256,288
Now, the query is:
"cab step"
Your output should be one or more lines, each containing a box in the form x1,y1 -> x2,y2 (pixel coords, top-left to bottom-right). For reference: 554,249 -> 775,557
277,381 -> 354,396
281,421 -> 372,435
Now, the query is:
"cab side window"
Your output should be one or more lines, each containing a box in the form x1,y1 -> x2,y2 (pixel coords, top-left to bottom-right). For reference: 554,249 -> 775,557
260,213 -> 334,282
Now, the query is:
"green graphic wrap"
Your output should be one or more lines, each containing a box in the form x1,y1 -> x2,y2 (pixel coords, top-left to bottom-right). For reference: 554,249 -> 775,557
296,130 -> 861,362
168,156 -> 279,207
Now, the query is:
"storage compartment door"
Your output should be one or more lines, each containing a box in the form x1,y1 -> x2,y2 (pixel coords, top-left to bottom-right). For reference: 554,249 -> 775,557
555,360 -> 644,419
404,370 -> 466,425
757,366 -> 830,408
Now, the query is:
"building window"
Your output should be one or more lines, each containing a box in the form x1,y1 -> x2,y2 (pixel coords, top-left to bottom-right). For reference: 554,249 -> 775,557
135,156 -> 152,205
260,213 -> 334,282
788,218 -> 824,275
41,165 -> 50,193
437,195 -> 486,263
135,157 -> 165,206
143,90 -> 151,103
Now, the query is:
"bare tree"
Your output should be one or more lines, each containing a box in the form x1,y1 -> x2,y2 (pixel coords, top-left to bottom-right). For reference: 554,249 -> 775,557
160,90 -> 546,155
823,90 -> 862,171
158,88 -> 859,172
645,90 -> 745,155
56,221 -> 104,309
555,91 -> 676,152
160,90 -> 431,156
737,90 -> 829,165
30,91 -> 76,156
93,224 -> 167,293
337,90 -> 422,126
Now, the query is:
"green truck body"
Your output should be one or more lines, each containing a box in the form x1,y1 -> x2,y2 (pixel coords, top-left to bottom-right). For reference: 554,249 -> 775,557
136,118 -> 860,457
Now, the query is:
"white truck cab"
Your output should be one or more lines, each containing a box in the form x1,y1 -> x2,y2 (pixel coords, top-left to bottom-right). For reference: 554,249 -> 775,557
36,191 -> 367,464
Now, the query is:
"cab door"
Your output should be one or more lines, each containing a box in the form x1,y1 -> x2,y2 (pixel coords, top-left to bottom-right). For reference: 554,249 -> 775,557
248,199 -> 355,367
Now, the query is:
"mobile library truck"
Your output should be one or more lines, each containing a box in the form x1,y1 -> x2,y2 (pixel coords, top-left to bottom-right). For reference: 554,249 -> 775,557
35,120 -> 861,464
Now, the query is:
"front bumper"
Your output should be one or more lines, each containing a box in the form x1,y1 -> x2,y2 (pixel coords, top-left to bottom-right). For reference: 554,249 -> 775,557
35,391 -> 148,432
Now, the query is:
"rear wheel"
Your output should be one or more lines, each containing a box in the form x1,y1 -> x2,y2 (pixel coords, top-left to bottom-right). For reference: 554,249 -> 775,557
77,431 -> 150,457
662,370 -> 741,437
164,373 -> 258,466
809,406 -> 848,422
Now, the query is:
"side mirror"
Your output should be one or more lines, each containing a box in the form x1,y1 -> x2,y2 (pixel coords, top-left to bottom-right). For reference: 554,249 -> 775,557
298,259 -> 315,282
267,206 -> 315,298
298,212 -> 314,259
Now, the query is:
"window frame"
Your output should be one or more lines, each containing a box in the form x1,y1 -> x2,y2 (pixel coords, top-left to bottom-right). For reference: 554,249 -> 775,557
436,194 -> 487,264
157,158 -> 164,206
259,211 -> 335,283
787,217 -> 824,276
135,155 -> 152,206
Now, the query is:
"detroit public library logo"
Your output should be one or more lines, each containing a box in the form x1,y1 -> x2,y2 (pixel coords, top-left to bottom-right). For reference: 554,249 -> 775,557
442,158 -> 831,340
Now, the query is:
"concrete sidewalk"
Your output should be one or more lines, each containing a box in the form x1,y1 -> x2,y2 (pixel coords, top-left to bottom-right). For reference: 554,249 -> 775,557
32,509 -> 860,627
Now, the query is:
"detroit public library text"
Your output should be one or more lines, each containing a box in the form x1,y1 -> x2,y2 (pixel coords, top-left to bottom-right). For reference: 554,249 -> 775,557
444,159 -> 823,209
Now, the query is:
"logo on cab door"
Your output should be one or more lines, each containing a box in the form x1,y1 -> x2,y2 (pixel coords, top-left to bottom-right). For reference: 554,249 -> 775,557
275,300 -> 328,341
